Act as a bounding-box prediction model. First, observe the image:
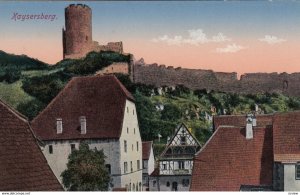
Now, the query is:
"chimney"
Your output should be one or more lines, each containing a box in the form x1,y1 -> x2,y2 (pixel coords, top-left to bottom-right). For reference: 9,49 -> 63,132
79,116 -> 86,134
56,118 -> 63,134
246,114 -> 253,139
255,104 -> 259,112
252,116 -> 257,127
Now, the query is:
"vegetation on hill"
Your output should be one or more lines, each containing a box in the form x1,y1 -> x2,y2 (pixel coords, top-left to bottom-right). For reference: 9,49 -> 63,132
0,51 -> 130,118
2,50 -> 300,157
0,50 -> 49,83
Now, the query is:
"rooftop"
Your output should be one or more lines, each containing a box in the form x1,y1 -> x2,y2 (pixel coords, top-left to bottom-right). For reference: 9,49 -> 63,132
190,125 -> 273,191
31,75 -> 134,141
0,100 -> 62,191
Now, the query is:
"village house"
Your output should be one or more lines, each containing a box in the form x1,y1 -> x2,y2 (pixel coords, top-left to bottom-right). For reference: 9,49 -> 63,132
149,123 -> 201,191
142,141 -> 155,191
31,75 -> 142,191
272,111 -> 300,191
191,112 -> 300,191
0,99 -> 62,191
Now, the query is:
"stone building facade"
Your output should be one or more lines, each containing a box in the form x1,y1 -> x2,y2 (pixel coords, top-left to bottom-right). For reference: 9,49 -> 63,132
31,75 -> 142,191
62,4 -> 123,59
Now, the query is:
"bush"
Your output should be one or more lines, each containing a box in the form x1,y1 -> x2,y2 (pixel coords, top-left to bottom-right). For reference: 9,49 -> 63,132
22,72 -> 68,103
0,67 -> 21,83
17,99 -> 46,120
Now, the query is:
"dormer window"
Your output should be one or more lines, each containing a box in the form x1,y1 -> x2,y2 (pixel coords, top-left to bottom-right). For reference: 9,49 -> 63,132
79,116 -> 86,134
56,118 -> 63,134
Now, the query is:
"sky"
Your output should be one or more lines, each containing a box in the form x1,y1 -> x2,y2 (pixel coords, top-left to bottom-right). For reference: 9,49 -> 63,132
0,1 -> 299,75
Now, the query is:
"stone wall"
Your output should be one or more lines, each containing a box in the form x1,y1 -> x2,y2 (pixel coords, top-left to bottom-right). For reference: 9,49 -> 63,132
96,62 -> 129,75
133,63 -> 300,97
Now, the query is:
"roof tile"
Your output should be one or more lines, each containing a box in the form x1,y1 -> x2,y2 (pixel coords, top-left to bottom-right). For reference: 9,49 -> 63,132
31,75 -> 134,140
0,100 -> 62,191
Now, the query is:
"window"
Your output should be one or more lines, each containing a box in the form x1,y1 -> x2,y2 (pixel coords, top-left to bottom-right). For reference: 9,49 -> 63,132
153,180 -> 156,187
70,144 -> 75,152
178,161 -> 185,169
166,181 -> 170,187
133,109 -> 135,115
182,179 -> 189,187
137,160 -> 140,170
124,140 -> 127,152
85,36 -> 88,41
180,136 -> 186,145
136,141 -> 139,151
131,161 -> 133,172
134,128 -> 136,134
132,144 -> 134,151
105,164 -> 111,174
296,163 -> 300,179
127,107 -> 129,113
124,162 -> 128,173
49,145 -> 53,154
162,162 -> 167,170
127,127 -> 129,134
143,160 -> 146,169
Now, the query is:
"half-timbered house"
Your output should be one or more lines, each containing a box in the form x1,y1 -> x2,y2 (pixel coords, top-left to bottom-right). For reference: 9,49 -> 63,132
149,123 -> 201,191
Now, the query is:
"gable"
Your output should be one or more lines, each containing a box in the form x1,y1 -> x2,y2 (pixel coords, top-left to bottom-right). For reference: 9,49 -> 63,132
169,124 -> 199,146
160,123 -> 201,159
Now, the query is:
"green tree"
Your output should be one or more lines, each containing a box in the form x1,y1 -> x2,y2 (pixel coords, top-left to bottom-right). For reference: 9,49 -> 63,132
61,142 -> 110,191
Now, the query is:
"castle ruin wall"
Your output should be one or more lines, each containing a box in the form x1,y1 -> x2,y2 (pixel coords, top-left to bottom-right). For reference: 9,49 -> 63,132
133,64 -> 300,97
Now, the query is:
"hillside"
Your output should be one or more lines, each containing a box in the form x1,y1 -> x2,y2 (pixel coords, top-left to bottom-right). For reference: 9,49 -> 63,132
0,50 -> 48,69
0,51 -> 130,118
1,51 -> 300,156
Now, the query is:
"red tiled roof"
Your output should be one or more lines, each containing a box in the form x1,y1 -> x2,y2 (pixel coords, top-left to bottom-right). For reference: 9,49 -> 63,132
142,141 -> 153,160
150,168 -> 159,177
273,111 -> 300,162
190,126 -> 273,191
0,100 -> 62,191
213,114 -> 273,130
31,75 -> 134,140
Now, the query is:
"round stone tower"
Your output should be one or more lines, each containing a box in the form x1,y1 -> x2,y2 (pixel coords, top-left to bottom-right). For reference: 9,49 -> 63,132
63,4 -> 92,59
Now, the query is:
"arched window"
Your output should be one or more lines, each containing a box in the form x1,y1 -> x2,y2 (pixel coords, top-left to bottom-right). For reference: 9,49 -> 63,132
166,181 -> 170,187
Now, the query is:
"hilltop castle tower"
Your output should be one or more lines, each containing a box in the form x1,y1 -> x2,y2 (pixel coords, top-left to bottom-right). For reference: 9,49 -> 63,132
62,4 -> 123,60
